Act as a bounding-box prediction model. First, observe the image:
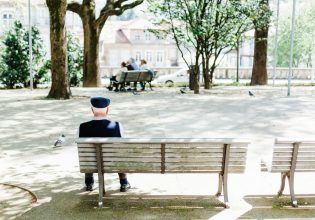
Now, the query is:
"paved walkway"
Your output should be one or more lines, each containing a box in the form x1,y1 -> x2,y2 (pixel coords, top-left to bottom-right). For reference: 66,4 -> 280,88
1,86 -> 315,219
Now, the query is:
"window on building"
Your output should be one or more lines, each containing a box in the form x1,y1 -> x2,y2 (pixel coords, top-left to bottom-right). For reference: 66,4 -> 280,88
135,51 -> 142,62
145,32 -> 151,41
2,12 -> 14,27
156,51 -> 163,64
134,32 -> 140,41
146,51 -> 152,62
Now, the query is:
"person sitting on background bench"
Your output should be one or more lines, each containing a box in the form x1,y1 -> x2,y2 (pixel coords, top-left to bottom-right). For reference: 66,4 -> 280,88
139,59 -> 153,91
126,58 -> 140,90
78,97 -> 130,192
108,62 -> 127,92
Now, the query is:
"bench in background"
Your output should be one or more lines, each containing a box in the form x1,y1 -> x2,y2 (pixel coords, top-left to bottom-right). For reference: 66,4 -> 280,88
270,138 -> 315,207
76,138 -> 249,208
118,70 -> 155,91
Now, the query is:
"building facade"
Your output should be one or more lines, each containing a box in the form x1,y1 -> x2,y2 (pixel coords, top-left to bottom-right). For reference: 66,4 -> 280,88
100,18 -> 180,68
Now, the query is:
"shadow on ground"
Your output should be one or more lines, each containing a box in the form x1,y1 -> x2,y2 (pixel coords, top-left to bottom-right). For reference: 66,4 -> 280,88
239,194 -> 315,219
17,190 -> 223,220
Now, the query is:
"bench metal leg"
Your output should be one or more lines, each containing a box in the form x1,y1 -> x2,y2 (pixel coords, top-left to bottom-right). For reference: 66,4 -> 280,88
223,171 -> 229,208
277,172 -> 287,196
96,144 -> 104,208
277,172 -> 298,207
215,173 -> 229,208
216,173 -> 223,197
97,171 -> 104,208
103,173 -> 106,196
288,173 -> 298,207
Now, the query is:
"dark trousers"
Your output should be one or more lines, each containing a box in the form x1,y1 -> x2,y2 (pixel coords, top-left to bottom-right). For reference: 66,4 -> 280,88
85,173 -> 127,185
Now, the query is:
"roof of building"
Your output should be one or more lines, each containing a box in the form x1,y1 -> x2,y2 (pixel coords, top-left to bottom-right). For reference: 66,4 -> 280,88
115,29 -> 131,44
120,18 -> 158,30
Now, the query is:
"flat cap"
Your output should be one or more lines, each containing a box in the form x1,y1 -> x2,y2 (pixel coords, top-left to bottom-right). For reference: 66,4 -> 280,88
90,97 -> 110,108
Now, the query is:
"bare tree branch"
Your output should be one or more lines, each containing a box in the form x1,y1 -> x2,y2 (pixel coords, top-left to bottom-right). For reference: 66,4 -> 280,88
96,0 -> 143,29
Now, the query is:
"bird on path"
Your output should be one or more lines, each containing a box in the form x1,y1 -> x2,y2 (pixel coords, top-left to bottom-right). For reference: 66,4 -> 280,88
54,134 -> 66,148
180,85 -> 187,94
248,91 -> 255,97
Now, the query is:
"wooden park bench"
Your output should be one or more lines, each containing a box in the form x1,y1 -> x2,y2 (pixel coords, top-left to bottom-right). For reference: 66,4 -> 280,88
118,70 -> 155,91
269,138 -> 315,207
76,138 -> 249,208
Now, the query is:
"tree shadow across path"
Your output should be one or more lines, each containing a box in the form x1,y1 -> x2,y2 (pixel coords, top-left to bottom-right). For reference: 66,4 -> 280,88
17,190 -> 222,220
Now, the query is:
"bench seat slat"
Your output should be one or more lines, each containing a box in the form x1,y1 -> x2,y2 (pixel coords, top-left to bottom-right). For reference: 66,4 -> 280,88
102,143 -> 161,147
78,144 -> 95,148
104,170 -> 162,173
79,157 -> 97,162
103,162 -> 161,169
272,152 -> 293,157
103,152 -> 161,157
296,156 -> 315,161
103,157 -> 161,162
297,151 -> 315,155
296,164 -> 315,169
78,148 -> 97,153
166,149 -> 224,153
272,161 -> 291,166
103,149 -> 161,152
80,161 -> 97,166
80,168 -> 97,173
78,152 -> 97,157
101,169 -> 246,173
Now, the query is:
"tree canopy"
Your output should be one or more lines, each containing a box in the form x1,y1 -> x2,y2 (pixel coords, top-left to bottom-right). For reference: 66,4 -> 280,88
148,0 -> 263,91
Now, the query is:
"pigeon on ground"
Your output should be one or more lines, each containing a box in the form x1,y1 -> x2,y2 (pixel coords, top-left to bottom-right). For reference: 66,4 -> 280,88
54,134 -> 66,147
248,91 -> 255,97
180,86 -> 187,94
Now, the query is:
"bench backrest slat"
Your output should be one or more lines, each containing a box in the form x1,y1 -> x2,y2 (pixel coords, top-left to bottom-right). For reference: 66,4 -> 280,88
118,71 -> 153,83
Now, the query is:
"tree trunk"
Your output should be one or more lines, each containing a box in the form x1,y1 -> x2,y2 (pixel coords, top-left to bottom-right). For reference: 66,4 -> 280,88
209,64 -> 216,89
193,64 -> 200,94
202,53 -> 211,90
205,55 -> 212,89
251,26 -> 269,85
46,0 -> 71,99
82,14 -> 101,87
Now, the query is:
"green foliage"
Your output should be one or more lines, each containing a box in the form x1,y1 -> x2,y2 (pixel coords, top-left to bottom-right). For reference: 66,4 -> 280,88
270,1 -> 315,67
148,0 -> 268,89
0,21 -> 29,88
67,32 -> 83,87
26,25 -> 50,87
244,0 -> 272,30
0,21 -> 49,88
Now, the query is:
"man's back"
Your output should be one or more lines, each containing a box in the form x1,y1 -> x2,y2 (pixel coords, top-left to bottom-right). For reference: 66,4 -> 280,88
79,119 -> 121,138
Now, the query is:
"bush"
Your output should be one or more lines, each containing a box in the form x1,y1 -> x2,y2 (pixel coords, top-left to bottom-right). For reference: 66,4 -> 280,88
0,21 -> 49,88
67,33 -> 83,87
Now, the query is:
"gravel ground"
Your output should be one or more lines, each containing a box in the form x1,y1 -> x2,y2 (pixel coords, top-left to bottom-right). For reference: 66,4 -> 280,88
1,86 -> 315,219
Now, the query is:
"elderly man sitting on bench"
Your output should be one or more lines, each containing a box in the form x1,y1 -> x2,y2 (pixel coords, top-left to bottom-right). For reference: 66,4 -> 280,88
78,97 -> 131,192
